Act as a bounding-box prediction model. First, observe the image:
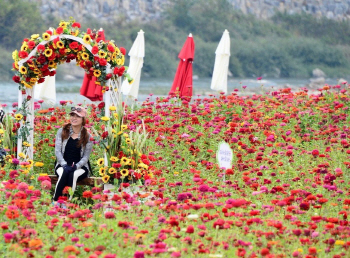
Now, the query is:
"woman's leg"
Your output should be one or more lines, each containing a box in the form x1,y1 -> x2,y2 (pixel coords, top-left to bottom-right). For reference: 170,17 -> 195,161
53,167 -> 69,201
68,169 -> 88,200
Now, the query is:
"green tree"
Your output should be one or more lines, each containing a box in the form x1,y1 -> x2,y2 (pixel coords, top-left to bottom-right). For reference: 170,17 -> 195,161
0,0 -> 45,49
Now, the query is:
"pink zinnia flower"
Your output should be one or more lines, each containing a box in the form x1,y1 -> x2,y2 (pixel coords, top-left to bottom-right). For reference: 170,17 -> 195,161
134,251 -> 145,258
12,158 -> 19,165
71,237 -> 79,242
3,233 -> 14,240
171,252 -> 181,257
17,182 -> 29,191
46,210 -> 57,216
198,184 -> 209,193
104,254 -> 116,258
41,180 -> 51,190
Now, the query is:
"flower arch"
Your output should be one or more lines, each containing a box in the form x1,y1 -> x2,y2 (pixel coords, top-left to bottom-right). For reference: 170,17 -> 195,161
12,19 -> 131,160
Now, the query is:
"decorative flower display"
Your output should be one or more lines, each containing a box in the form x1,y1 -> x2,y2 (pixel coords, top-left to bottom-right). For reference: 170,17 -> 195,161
91,102 -> 152,185
12,18 -> 132,91
11,19 -> 133,163
0,84 -> 350,257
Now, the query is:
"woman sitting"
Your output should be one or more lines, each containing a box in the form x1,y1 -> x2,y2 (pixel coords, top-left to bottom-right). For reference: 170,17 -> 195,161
53,106 -> 93,205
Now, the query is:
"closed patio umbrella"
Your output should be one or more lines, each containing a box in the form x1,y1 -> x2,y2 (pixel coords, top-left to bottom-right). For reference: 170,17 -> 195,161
34,72 -> 56,105
169,33 -> 195,100
210,29 -> 230,94
121,29 -> 145,99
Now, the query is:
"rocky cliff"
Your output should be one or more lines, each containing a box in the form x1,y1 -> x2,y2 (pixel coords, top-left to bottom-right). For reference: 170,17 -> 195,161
28,0 -> 350,22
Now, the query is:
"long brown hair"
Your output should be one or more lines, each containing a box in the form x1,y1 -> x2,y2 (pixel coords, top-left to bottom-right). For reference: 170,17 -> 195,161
61,117 -> 89,148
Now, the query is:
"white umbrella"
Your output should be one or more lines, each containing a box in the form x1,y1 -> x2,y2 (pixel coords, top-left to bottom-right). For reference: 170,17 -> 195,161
121,29 -> 145,99
34,72 -> 56,105
210,29 -> 230,94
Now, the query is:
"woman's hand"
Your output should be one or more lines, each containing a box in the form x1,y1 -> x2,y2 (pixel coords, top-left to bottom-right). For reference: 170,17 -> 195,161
64,164 -> 77,173
63,165 -> 71,173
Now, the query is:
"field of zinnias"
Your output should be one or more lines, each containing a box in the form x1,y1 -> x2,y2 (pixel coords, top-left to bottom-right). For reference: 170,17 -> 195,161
1,85 -> 350,258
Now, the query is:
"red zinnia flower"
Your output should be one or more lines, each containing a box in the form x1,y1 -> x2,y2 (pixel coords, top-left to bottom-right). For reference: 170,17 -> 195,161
105,212 -> 115,219
120,47 -> 126,55
186,225 -> 194,233
56,27 -> 63,34
82,191 -> 93,198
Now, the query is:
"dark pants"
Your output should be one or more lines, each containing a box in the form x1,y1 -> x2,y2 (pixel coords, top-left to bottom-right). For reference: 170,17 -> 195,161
53,166 -> 88,201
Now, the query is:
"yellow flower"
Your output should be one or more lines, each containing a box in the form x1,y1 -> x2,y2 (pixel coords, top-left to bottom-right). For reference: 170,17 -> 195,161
110,156 -> 118,162
42,32 -> 51,41
83,34 -> 91,44
335,240 -> 345,245
72,29 -> 79,36
98,50 -> 107,58
31,34 -> 39,39
109,106 -> 116,111
120,169 -> 129,177
129,79 -> 134,85
123,133 -> 128,138
115,47 -> 120,55
101,116 -> 110,121
34,162 -> 44,167
28,160 -> 34,166
120,157 -> 131,166
81,52 -> 89,60
15,114 -> 23,120
108,168 -> 117,174
56,41 -> 64,48
102,174 -> 110,183
125,138 -> 132,144
19,66 -> 27,74
22,170 -> 29,175
44,48 -> 53,57
116,58 -> 123,66
12,50 -> 18,60
0,129 -> 4,134
138,163 -> 148,169
59,21 -> 67,28
48,60 -> 56,68
93,70 -> 101,78
121,125 -> 128,131
23,142 -> 31,147
113,113 -> 118,119
21,44 -> 28,51
99,167 -> 106,176
117,131 -> 123,135
22,81 -> 32,89
96,158 -> 104,166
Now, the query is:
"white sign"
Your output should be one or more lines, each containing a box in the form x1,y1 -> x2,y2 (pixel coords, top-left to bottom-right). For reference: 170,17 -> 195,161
217,142 -> 233,170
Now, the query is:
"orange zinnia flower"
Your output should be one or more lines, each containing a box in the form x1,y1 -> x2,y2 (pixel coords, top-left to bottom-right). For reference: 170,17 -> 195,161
5,209 -> 20,219
29,239 -> 43,250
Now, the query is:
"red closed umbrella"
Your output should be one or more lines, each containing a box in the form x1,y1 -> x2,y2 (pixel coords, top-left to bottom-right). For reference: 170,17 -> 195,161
169,34 -> 195,100
80,28 -> 106,101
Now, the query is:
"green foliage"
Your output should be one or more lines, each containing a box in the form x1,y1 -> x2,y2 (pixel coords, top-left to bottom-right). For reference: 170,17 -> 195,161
1,0 -> 350,79
272,12 -> 350,45
0,46 -> 13,80
0,0 -> 45,49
